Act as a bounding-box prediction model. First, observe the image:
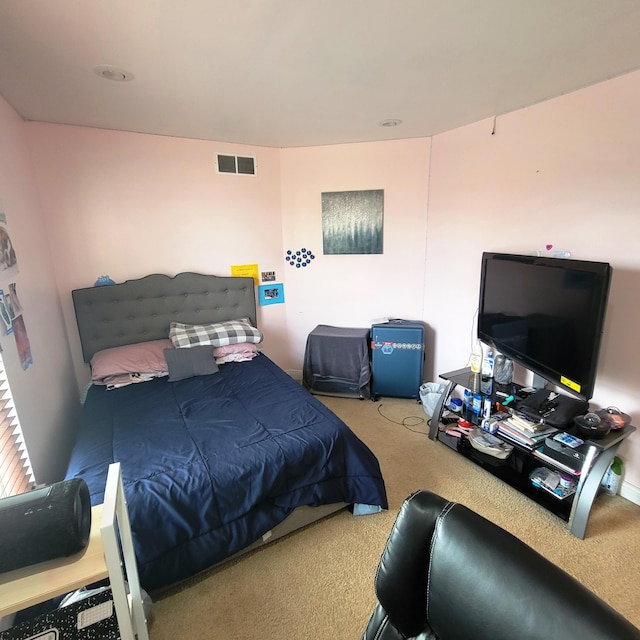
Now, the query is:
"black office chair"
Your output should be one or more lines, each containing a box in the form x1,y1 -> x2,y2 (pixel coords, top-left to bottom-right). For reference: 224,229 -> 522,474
362,490 -> 640,640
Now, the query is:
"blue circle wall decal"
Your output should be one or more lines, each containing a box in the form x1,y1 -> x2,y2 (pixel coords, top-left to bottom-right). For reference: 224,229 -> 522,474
286,247 -> 315,268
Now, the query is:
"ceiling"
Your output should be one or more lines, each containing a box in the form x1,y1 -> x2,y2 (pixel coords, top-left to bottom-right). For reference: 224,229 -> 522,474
1,1 -> 640,148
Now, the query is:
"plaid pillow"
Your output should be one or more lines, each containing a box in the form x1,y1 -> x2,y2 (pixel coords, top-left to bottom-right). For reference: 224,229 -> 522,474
169,318 -> 262,348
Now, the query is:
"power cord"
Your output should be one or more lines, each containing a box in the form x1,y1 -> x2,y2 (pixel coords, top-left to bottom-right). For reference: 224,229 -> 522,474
465,306 -> 479,369
376,403 -> 427,435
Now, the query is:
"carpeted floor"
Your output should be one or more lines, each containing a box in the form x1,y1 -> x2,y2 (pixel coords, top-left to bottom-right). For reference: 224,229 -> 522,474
148,395 -> 640,639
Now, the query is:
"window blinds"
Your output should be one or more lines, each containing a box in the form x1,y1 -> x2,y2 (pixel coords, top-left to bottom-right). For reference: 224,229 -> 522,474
0,353 -> 35,498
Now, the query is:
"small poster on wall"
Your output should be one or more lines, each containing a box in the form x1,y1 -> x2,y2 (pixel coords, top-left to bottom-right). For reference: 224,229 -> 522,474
0,209 -> 19,279
0,207 -> 31,370
0,283 -> 32,369
230,263 -> 259,284
12,313 -> 32,370
258,283 -> 285,306
0,290 -> 12,335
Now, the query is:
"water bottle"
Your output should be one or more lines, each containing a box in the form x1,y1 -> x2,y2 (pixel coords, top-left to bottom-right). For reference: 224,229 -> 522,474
603,456 -> 623,495
481,348 -> 494,395
463,388 -> 472,419
471,392 -> 483,422
470,340 -> 483,374
482,350 -> 494,378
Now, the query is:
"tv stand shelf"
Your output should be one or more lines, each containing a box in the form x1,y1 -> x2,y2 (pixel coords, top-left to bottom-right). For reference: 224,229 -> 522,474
428,367 -> 636,539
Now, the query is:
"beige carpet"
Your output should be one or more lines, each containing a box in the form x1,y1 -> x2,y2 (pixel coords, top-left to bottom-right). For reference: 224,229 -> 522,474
149,396 -> 640,639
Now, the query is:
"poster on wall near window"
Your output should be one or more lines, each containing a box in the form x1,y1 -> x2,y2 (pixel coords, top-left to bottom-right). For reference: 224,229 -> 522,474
0,290 -> 12,335
12,314 -> 32,370
321,189 -> 384,255
0,210 -> 19,279
0,284 -> 32,369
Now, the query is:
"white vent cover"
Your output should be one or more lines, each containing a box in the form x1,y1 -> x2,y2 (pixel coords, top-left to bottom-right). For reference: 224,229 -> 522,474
216,154 -> 256,175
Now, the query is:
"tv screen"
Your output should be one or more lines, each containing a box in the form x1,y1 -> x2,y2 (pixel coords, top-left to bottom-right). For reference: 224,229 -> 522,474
478,252 -> 612,400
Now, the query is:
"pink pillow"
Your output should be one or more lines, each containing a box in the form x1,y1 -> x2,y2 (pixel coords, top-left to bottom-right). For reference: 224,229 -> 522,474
91,339 -> 172,383
213,343 -> 258,357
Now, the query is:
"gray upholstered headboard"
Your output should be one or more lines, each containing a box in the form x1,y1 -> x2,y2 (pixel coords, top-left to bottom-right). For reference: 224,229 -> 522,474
72,272 -> 257,362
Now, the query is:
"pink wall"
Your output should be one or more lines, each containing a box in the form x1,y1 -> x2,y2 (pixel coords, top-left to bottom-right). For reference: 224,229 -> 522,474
0,97 -> 79,483
24,125 -> 287,387
280,138 -> 431,368
426,70 -> 640,492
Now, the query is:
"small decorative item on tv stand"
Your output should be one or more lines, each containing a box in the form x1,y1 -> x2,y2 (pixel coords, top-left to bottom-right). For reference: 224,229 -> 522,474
595,406 -> 631,430
493,355 -> 513,385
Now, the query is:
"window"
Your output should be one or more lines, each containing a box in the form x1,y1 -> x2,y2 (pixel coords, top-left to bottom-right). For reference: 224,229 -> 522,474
0,351 -> 35,498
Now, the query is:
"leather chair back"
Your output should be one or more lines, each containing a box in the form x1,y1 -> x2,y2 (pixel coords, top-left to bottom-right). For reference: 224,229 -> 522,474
362,490 -> 640,640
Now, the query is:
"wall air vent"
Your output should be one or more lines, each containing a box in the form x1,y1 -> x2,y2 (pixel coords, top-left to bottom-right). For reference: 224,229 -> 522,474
216,154 -> 256,175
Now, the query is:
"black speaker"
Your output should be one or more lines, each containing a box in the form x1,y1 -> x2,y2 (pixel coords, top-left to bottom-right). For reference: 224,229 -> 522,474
0,478 -> 92,574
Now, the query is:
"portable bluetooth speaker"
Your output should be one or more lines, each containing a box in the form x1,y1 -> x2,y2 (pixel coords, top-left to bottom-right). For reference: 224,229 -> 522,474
0,477 -> 91,573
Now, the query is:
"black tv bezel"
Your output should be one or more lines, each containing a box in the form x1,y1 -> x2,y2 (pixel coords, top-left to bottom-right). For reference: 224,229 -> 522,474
477,252 -> 612,401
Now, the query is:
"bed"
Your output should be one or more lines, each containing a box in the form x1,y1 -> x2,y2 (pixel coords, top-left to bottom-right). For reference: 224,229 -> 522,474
65,272 -> 387,591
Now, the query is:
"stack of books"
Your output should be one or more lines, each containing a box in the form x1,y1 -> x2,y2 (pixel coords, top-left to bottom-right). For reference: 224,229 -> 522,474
496,413 -> 558,449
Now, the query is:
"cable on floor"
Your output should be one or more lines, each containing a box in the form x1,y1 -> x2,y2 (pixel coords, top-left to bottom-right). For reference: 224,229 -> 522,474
376,403 -> 427,435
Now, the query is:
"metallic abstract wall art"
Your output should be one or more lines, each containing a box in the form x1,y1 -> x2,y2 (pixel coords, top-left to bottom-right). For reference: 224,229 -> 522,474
321,189 -> 383,255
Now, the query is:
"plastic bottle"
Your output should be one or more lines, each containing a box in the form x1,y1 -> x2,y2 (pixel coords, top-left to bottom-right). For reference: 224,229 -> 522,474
482,396 -> 492,421
470,340 -> 483,374
494,354 -> 514,385
471,392 -> 483,421
482,350 -> 494,378
480,347 -> 494,395
603,456 -> 623,495
463,388 -> 472,419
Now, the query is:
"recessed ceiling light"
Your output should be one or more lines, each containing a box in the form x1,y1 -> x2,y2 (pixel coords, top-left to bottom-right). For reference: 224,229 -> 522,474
379,118 -> 403,128
94,65 -> 135,82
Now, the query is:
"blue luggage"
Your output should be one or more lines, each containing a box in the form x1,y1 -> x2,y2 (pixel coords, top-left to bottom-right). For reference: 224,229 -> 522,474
371,320 -> 425,399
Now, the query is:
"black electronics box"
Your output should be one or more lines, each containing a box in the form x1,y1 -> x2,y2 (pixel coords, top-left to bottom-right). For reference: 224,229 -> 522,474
516,389 -> 588,428
542,432 -> 591,472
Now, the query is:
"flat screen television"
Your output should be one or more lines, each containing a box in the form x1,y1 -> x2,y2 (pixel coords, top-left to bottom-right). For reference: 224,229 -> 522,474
478,252 -> 612,400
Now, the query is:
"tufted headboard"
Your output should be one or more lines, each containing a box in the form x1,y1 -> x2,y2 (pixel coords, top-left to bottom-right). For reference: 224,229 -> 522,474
72,272 -> 257,362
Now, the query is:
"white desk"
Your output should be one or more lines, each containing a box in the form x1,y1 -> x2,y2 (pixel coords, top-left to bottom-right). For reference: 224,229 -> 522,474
0,464 -> 148,640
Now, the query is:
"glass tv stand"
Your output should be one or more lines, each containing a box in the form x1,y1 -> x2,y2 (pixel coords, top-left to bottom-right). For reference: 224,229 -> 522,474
428,367 -> 636,539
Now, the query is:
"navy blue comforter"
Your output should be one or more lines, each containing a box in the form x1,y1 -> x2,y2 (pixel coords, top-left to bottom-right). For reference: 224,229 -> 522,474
66,354 -> 387,590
